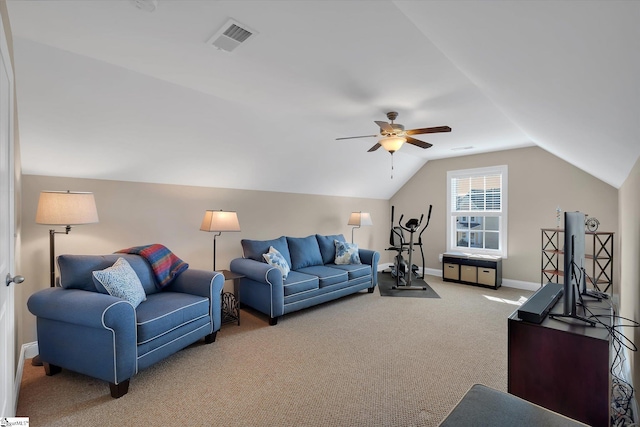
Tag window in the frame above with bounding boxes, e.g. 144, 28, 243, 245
446, 165, 508, 257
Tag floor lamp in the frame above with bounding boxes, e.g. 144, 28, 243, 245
348, 211, 373, 243
36, 191, 99, 287
200, 210, 241, 271
33, 190, 99, 365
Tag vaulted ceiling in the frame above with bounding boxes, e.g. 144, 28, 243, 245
7, 1, 640, 199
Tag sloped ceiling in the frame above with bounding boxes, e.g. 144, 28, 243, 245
6, 0, 640, 199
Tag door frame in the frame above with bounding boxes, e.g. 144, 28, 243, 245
0, 9, 17, 417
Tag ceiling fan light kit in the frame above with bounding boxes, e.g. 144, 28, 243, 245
379, 136, 406, 153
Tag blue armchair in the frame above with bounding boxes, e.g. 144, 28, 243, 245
27, 254, 224, 398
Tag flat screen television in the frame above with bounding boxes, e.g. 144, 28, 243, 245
549, 211, 595, 326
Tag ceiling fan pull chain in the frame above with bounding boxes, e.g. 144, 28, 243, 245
391, 153, 394, 179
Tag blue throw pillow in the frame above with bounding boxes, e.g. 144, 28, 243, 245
241, 236, 292, 266
263, 246, 290, 278
92, 257, 147, 308
287, 235, 323, 270
334, 241, 362, 265
316, 234, 346, 265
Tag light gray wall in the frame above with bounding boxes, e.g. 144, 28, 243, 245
19, 175, 389, 346
619, 156, 640, 397
390, 146, 619, 285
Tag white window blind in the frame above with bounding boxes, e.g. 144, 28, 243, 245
447, 166, 508, 257
451, 174, 502, 212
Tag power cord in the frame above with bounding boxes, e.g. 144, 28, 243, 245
583, 301, 639, 426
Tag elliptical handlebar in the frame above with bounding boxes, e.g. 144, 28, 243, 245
398, 214, 423, 233
418, 205, 433, 243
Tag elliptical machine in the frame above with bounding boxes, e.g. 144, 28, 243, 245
387, 205, 432, 290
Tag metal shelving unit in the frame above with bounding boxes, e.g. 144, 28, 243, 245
540, 228, 614, 294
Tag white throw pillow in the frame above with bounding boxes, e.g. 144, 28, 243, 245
92, 257, 147, 308
334, 241, 362, 265
263, 246, 291, 278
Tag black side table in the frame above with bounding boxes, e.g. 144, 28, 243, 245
220, 269, 244, 326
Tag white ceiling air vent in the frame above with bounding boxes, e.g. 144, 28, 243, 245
207, 19, 257, 52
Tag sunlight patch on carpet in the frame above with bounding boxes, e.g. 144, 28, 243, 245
482, 295, 528, 306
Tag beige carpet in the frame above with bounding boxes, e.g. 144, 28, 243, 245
17, 275, 532, 427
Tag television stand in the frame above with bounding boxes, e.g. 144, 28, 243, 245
548, 312, 596, 327
583, 289, 608, 300
508, 295, 612, 427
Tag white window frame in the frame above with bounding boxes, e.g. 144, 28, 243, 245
446, 165, 508, 258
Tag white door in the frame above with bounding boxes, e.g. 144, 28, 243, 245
0, 14, 17, 417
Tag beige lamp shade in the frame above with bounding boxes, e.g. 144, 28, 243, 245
348, 211, 372, 243
379, 136, 406, 153
36, 191, 99, 225
200, 210, 241, 232
348, 212, 373, 227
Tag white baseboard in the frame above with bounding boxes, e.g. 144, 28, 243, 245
377, 262, 393, 272
15, 342, 38, 414
501, 279, 539, 292
424, 267, 441, 277
380, 264, 539, 292
23, 341, 38, 360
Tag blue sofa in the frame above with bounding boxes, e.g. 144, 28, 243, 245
230, 234, 380, 325
27, 254, 224, 398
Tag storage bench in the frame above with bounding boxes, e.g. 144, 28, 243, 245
442, 252, 502, 289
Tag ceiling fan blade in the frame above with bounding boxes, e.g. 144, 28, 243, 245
406, 126, 452, 136
374, 120, 394, 133
368, 143, 381, 152
336, 134, 378, 140
406, 136, 433, 149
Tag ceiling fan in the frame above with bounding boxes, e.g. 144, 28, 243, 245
336, 111, 451, 154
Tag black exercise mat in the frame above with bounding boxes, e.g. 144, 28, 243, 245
377, 272, 441, 298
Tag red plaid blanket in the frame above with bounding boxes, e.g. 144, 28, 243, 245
116, 244, 188, 288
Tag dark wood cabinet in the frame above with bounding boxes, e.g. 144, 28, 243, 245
508, 297, 612, 427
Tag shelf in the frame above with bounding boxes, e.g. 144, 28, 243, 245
540, 228, 614, 294
543, 249, 611, 260
443, 254, 502, 289
542, 269, 563, 277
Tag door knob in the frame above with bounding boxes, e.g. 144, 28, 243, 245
6, 273, 25, 286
